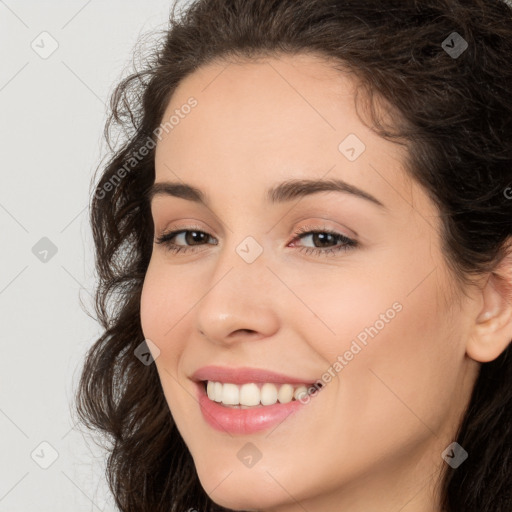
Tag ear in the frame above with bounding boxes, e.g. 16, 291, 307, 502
466, 239, 512, 363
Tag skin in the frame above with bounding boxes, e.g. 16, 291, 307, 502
139, 53, 512, 512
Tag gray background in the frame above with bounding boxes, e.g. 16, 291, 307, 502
0, 1, 186, 510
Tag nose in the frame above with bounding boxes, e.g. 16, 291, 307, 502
195, 246, 280, 346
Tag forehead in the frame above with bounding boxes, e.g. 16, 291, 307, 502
153, 53, 421, 214
158, 53, 370, 153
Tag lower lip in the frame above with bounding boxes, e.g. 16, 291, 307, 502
195, 382, 315, 435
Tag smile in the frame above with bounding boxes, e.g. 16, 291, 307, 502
205, 380, 313, 407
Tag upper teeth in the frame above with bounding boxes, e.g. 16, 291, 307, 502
206, 381, 311, 406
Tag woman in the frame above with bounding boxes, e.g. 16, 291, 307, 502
76, 0, 512, 511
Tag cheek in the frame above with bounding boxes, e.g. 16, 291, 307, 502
140, 264, 192, 411
301, 259, 458, 433
342, 279, 459, 438
140, 265, 162, 342
140, 261, 186, 354
140, 259, 209, 379
283, 234, 441, 367
289, 268, 404, 365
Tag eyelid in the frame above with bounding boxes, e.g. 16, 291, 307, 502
155, 221, 359, 259
158, 215, 355, 237
158, 219, 216, 237
292, 222, 356, 242
158, 213, 359, 238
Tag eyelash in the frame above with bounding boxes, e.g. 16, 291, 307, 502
154, 224, 358, 257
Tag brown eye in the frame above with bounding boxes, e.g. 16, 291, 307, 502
290, 227, 358, 257
155, 227, 217, 254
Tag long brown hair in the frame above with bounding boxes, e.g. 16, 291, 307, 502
75, 1, 512, 510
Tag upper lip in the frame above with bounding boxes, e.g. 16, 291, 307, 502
191, 365, 318, 385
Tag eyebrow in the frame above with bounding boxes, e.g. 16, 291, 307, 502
147, 178, 386, 209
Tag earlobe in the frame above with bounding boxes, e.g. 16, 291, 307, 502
466, 243, 512, 363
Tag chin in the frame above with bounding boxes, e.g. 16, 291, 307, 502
196, 466, 290, 512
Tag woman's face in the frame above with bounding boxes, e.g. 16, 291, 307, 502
140, 53, 481, 512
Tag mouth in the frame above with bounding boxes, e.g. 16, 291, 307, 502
202, 380, 322, 408
191, 367, 324, 435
